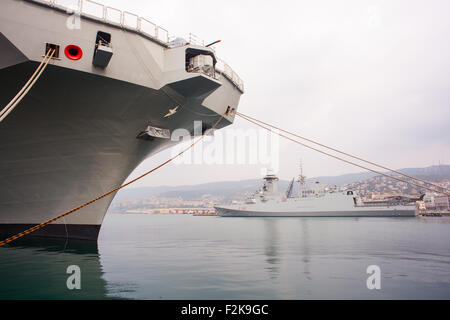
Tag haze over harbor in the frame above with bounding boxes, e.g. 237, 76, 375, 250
106, 0, 450, 187
110, 165, 450, 213
1, 0, 449, 303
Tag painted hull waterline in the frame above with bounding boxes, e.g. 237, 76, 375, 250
215, 207, 416, 217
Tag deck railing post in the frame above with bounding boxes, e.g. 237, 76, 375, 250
28, 0, 243, 90
137, 17, 141, 31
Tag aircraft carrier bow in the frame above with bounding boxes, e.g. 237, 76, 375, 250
0, 0, 243, 240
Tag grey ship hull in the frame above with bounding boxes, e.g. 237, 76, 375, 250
215, 207, 415, 217
215, 192, 416, 217
0, 0, 242, 240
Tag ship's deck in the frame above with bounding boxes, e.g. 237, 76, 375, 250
25, 0, 244, 92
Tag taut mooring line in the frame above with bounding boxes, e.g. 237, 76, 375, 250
0, 113, 225, 246
0, 49, 56, 122
237, 112, 449, 196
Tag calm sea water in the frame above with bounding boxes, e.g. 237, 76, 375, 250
0, 214, 449, 299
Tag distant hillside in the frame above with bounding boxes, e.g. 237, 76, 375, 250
111, 164, 450, 204
308, 165, 450, 185
345, 165, 450, 197
111, 179, 281, 203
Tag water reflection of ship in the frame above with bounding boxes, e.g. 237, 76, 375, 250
0, 239, 111, 299
262, 218, 312, 286
300, 219, 312, 282
263, 219, 280, 278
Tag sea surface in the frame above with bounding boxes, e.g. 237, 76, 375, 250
0, 214, 450, 299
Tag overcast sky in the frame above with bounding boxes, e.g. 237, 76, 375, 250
100, 0, 449, 187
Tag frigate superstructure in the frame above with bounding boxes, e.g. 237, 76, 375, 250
0, 0, 243, 240
215, 169, 416, 217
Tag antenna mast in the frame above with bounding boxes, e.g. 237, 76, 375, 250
297, 160, 306, 197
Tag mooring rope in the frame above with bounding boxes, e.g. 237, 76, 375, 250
0, 49, 56, 123
0, 105, 445, 245
0, 114, 225, 247
237, 111, 450, 194
237, 112, 449, 196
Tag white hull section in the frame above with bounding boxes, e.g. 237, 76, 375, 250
216, 193, 416, 217
215, 207, 415, 217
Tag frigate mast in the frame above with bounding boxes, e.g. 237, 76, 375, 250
297, 161, 307, 198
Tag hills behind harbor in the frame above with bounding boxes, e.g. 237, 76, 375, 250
111, 165, 450, 208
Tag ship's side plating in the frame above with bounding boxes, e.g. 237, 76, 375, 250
215, 195, 416, 217
0, 0, 243, 240
215, 176, 416, 217
216, 208, 415, 217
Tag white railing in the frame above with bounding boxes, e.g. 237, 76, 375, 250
179, 33, 205, 47
33, 0, 170, 43
105, 6, 121, 25
216, 59, 244, 92
29, 0, 244, 92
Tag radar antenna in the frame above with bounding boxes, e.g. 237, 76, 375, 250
286, 178, 295, 198
297, 160, 307, 197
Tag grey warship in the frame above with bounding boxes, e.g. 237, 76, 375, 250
0, 0, 243, 240
215, 169, 416, 217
